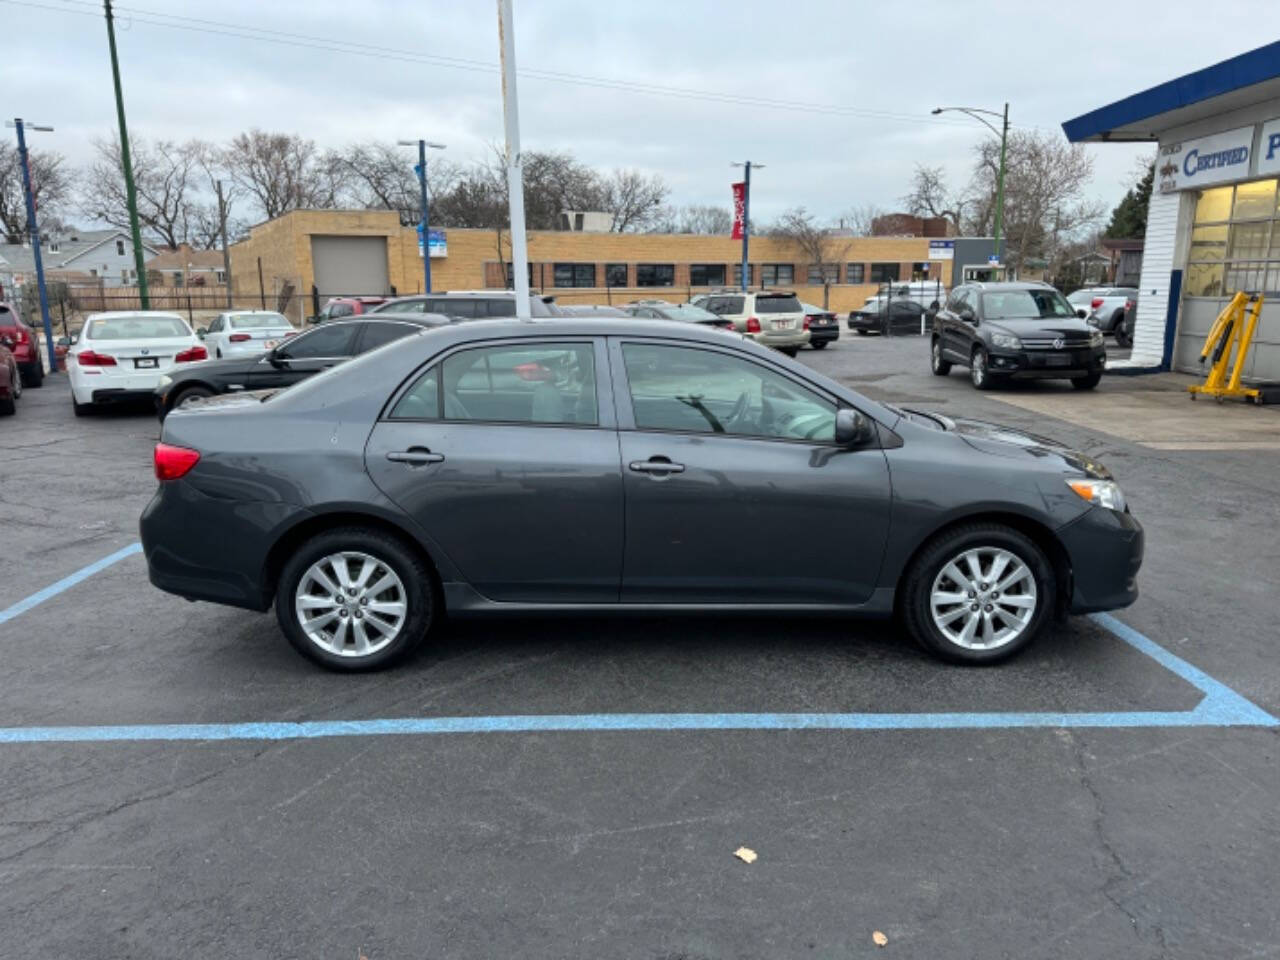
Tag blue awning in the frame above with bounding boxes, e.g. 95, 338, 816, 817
1063, 41, 1280, 143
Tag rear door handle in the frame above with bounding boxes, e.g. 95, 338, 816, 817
629, 458, 685, 475
387, 448, 445, 465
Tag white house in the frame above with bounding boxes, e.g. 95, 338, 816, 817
0, 229, 160, 292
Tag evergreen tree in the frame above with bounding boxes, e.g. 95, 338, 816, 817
1104, 161, 1154, 239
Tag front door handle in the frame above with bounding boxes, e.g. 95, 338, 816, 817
387, 448, 445, 465
629, 458, 685, 475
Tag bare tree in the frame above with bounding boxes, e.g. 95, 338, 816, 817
647, 204, 732, 234
601, 168, 668, 232
770, 206, 853, 308
80, 135, 209, 248
901, 165, 965, 231
222, 130, 344, 220
0, 143, 71, 242
333, 142, 461, 225
838, 203, 886, 237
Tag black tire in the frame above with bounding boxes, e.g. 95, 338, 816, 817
931, 338, 952, 376
275, 525, 436, 672
970, 347, 994, 389
1108, 309, 1124, 333
0, 373, 14, 415
1114, 321, 1131, 348
21, 362, 43, 388
900, 522, 1055, 664
855, 329, 868, 336
810, 340, 829, 350
216, 348, 222, 359
72, 396, 92, 417
1071, 373, 1102, 390
778, 347, 799, 358
171, 384, 215, 412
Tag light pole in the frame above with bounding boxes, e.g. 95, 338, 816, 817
731, 161, 764, 291
497, 0, 531, 319
397, 139, 446, 294
933, 103, 1009, 261
104, 0, 149, 306
6, 119, 57, 374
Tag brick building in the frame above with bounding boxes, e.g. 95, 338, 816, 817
228, 210, 955, 321
869, 213, 954, 237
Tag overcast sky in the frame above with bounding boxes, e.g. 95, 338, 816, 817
2, 0, 1271, 230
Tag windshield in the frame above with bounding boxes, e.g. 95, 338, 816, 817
87, 315, 191, 339
982, 290, 1075, 320
755, 295, 802, 314
660, 305, 719, 321
230, 313, 291, 329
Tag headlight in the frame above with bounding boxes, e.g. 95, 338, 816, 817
1089, 330, 1104, 347
157, 374, 173, 388
1067, 478, 1126, 512
990, 332, 1021, 350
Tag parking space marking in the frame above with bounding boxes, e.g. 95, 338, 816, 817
0, 543, 142, 626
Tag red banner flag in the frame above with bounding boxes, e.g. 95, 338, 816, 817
731, 181, 746, 239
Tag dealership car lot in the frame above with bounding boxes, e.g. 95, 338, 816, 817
2, 338, 1278, 958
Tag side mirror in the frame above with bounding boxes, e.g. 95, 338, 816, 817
1076, 308, 1088, 319
958, 307, 976, 323
835, 409, 875, 447
305, 315, 319, 325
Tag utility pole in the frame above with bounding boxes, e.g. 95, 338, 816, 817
104, 0, 149, 307
215, 179, 232, 308
731, 161, 764, 291
7, 119, 57, 373
398, 139, 446, 294
497, 0, 531, 319
993, 102, 1009, 263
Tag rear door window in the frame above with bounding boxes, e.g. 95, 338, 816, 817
440, 343, 597, 424
486, 299, 518, 318
276, 323, 358, 359
357, 321, 419, 353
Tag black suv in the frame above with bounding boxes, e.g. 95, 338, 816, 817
931, 282, 1106, 390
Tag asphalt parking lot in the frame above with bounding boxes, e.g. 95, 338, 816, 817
2, 333, 1278, 959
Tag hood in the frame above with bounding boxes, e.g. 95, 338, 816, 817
914, 411, 1111, 478
985, 318, 1093, 341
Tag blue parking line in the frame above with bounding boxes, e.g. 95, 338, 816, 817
0, 542, 142, 626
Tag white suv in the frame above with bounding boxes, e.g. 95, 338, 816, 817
690, 289, 810, 356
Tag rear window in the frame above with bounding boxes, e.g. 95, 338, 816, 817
661, 305, 719, 321
755, 295, 802, 314
230, 313, 290, 329
87, 315, 190, 339
1067, 290, 1095, 303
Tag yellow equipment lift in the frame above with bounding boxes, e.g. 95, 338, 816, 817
1188, 291, 1265, 403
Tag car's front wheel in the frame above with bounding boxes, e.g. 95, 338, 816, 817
275, 526, 435, 671
970, 347, 994, 389
901, 523, 1055, 664
1072, 373, 1102, 390
931, 338, 952, 375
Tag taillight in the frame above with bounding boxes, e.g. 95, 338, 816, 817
154, 443, 200, 481
13, 327, 27, 343
175, 345, 208, 362
1090, 297, 1104, 310
746, 317, 761, 333
76, 350, 117, 366
1124, 299, 1135, 310
803, 316, 811, 330
228, 333, 251, 342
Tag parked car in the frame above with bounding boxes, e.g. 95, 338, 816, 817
309, 296, 386, 324
931, 282, 1107, 391
557, 304, 630, 317
200, 310, 297, 358
689, 289, 810, 355
0, 342, 19, 416
69, 311, 208, 416
1114, 295, 1138, 348
142, 317, 1143, 672
0, 301, 44, 387
848, 298, 928, 336
1066, 287, 1136, 335
154, 313, 450, 419
798, 302, 840, 349
370, 291, 564, 318
623, 301, 735, 330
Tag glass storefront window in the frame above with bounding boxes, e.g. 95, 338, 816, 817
1187, 178, 1280, 297
1189, 224, 1228, 260
1227, 221, 1271, 260
1195, 186, 1233, 224
1232, 180, 1276, 220
1185, 262, 1224, 297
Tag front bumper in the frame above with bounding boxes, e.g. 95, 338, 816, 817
988, 345, 1107, 379
1058, 506, 1143, 613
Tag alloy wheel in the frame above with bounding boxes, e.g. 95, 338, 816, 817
971, 350, 987, 387
293, 551, 408, 658
929, 547, 1037, 650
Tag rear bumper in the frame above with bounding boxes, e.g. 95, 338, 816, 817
809, 325, 839, 344
89, 388, 158, 404
1059, 507, 1143, 613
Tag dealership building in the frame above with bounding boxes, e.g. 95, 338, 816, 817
1065, 41, 1280, 380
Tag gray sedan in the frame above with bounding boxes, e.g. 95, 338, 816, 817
141, 319, 1143, 671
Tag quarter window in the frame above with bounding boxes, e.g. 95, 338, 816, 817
440, 343, 597, 425
358, 322, 417, 353
390, 366, 440, 420
636, 264, 675, 287
621, 343, 836, 442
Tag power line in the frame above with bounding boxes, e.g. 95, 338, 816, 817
5, 0, 1023, 128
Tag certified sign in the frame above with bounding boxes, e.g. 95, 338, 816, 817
1158, 125, 1255, 193
928, 240, 955, 260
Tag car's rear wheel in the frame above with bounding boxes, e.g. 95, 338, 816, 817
0, 371, 14, 416
931, 338, 952, 375
970, 347, 993, 389
1114, 322, 1131, 348
810, 340, 828, 350
21, 362, 42, 388
275, 526, 434, 671
71, 395, 92, 417
901, 523, 1054, 664
1072, 373, 1102, 390
778, 347, 799, 357
171, 384, 214, 412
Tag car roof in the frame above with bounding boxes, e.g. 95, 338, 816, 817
85, 310, 187, 320
350, 311, 453, 326
962, 281, 1056, 292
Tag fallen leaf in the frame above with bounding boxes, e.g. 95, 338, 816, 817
872, 931, 888, 947
733, 846, 757, 864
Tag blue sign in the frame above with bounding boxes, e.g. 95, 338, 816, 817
988, 254, 1000, 264
417, 228, 447, 259
927, 239, 955, 260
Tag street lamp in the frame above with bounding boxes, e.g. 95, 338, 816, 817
5, 119, 57, 375
730, 161, 765, 291
398, 139, 446, 294
933, 103, 1009, 261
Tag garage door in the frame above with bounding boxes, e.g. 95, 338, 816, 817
310, 236, 390, 297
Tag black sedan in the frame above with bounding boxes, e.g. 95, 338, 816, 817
931, 282, 1106, 390
798, 302, 840, 348
848, 299, 927, 336
154, 313, 449, 419
623, 301, 735, 330
142, 317, 1142, 672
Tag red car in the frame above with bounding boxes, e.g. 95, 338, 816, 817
0, 302, 44, 388
309, 296, 387, 323
0, 342, 19, 416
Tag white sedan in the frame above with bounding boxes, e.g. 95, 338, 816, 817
69, 311, 208, 416
201, 310, 297, 358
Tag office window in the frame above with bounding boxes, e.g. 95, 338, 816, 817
116, 239, 125, 256
172, 271, 184, 287
807, 264, 839, 285
869, 262, 900, 283
605, 263, 628, 287
760, 264, 794, 286
911, 262, 931, 281
636, 263, 675, 287
846, 263, 865, 283
553, 263, 596, 288
215, 269, 227, 283
49, 241, 60, 253
732, 264, 756, 287
504, 262, 535, 288
689, 263, 726, 287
